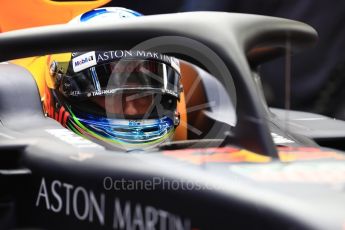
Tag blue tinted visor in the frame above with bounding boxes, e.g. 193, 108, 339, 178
77, 114, 174, 143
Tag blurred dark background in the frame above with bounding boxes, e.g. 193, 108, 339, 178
101, 0, 345, 120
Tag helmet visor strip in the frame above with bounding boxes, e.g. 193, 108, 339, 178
58, 59, 181, 100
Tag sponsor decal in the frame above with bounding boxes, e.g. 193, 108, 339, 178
69, 152, 95, 162
96, 51, 154, 61
164, 89, 179, 98
46, 129, 103, 149
163, 147, 271, 164
230, 162, 345, 185
95, 50, 179, 72
278, 146, 345, 162
129, 120, 142, 126
271, 132, 294, 144
73, 51, 97, 72
163, 146, 345, 164
69, 91, 83, 96
170, 57, 181, 73
89, 88, 177, 98
36, 177, 192, 229
91, 89, 118, 97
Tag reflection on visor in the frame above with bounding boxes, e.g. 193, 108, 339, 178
59, 60, 180, 99
91, 92, 154, 116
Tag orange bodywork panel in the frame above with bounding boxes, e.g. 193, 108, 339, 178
2, 0, 190, 141
0, 0, 110, 32
1, 0, 111, 96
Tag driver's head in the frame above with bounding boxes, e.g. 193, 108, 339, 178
43, 8, 182, 150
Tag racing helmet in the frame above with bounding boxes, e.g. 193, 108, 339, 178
44, 8, 182, 150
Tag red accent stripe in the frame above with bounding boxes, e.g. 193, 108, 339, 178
49, 105, 54, 117
63, 111, 70, 127
58, 106, 65, 123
